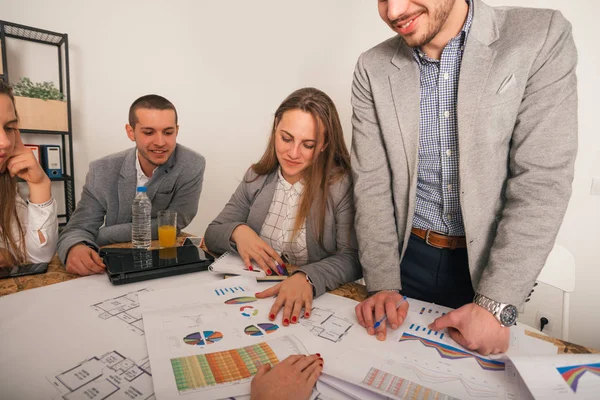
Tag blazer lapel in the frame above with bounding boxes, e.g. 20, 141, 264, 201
458, 0, 499, 157
247, 172, 278, 233
389, 43, 421, 186
117, 148, 138, 223
146, 145, 179, 202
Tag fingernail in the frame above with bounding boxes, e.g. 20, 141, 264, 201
368, 328, 374, 335
391, 324, 398, 329
269, 314, 275, 320
377, 333, 385, 341
248, 265, 253, 271
305, 312, 310, 318
291, 316, 297, 323
283, 318, 289, 325
266, 269, 272, 275
316, 353, 321, 357
255, 292, 260, 296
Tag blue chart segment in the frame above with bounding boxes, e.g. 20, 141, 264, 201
409, 323, 445, 340
214, 286, 246, 296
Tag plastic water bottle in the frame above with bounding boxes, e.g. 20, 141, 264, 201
132, 186, 152, 249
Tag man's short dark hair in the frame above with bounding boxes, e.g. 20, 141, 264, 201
128, 94, 178, 128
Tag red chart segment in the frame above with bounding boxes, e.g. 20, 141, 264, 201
225, 296, 257, 305
244, 323, 279, 337
240, 306, 259, 317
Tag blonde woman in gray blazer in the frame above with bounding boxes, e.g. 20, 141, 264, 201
205, 88, 361, 327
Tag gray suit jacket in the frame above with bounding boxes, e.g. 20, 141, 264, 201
351, 0, 577, 307
57, 144, 206, 263
205, 169, 362, 297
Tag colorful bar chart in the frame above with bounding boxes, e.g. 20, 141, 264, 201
409, 323, 445, 339
557, 362, 600, 393
399, 333, 505, 371
362, 367, 459, 400
170, 342, 279, 393
214, 286, 246, 296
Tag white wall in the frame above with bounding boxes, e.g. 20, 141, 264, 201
3, 0, 599, 349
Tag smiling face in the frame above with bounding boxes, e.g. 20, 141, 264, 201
126, 108, 178, 176
378, 0, 456, 48
274, 109, 324, 185
0, 93, 18, 171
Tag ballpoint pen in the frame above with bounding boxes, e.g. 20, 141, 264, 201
373, 296, 408, 329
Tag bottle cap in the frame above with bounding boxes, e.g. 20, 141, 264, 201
136, 186, 148, 192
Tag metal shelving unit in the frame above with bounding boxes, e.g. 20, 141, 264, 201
0, 20, 75, 226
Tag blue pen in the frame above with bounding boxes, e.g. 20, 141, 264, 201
373, 296, 407, 329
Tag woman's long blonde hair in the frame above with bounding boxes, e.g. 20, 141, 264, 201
250, 87, 351, 248
0, 79, 26, 265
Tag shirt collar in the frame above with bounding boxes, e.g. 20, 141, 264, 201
277, 168, 305, 195
413, 0, 474, 63
136, 151, 158, 182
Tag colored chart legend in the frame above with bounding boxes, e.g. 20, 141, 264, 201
557, 362, 600, 393
362, 367, 459, 399
409, 323, 445, 339
244, 323, 279, 337
399, 333, 505, 371
170, 342, 279, 393
214, 286, 246, 296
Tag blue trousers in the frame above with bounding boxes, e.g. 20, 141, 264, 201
400, 233, 474, 309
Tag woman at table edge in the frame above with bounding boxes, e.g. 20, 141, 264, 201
0, 79, 58, 268
205, 87, 362, 326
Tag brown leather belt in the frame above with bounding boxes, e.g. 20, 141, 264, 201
411, 227, 467, 250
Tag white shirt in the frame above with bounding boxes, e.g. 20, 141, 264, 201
135, 151, 157, 187
0, 194, 58, 264
259, 169, 308, 266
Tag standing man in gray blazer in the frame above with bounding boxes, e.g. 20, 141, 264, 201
57, 95, 206, 275
352, 0, 577, 355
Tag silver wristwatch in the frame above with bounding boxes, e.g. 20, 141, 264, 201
473, 293, 518, 327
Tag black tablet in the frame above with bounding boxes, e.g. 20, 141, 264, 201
99, 246, 214, 285
0, 262, 49, 279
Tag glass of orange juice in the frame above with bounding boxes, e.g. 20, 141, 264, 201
157, 210, 177, 248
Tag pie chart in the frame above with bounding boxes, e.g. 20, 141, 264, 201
183, 330, 223, 346
244, 323, 279, 337
240, 306, 259, 317
225, 296, 257, 305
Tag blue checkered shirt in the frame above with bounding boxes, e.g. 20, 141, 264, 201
411, 0, 474, 236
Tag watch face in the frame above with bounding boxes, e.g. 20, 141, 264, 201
500, 305, 518, 326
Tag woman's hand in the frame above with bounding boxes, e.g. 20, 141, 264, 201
231, 224, 284, 275
256, 272, 314, 326
250, 354, 323, 400
6, 130, 51, 204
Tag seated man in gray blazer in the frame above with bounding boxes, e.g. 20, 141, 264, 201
57, 94, 206, 276
352, 0, 577, 354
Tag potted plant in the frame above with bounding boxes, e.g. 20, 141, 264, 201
13, 77, 68, 132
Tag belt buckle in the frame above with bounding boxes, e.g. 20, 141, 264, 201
425, 229, 446, 249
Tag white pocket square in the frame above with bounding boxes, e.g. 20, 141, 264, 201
497, 74, 516, 94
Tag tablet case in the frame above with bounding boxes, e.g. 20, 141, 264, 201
99, 246, 214, 285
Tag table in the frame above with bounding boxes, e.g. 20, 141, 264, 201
1, 240, 596, 355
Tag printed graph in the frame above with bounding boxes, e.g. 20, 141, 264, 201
409, 323, 445, 339
240, 306, 259, 317
170, 342, 279, 393
224, 296, 257, 305
399, 333, 505, 371
244, 323, 279, 336
214, 286, 246, 296
183, 331, 224, 346
363, 367, 459, 400
557, 362, 600, 393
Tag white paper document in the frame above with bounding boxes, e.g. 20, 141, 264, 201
140, 276, 310, 399
510, 354, 600, 399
